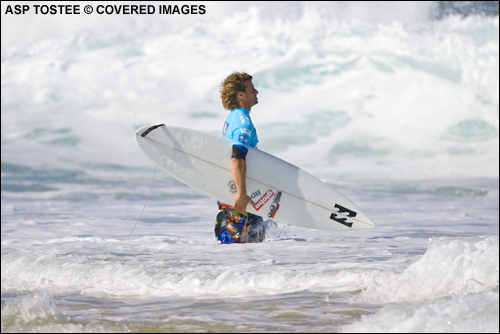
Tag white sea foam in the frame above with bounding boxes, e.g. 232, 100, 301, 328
353, 236, 499, 303
341, 291, 499, 333
1, 291, 127, 333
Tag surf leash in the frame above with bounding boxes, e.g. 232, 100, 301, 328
128, 164, 157, 240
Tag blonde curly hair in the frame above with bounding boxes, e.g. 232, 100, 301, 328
219, 72, 253, 110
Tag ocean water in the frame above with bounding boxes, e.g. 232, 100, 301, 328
1, 1, 499, 333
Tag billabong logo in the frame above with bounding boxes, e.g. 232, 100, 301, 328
253, 189, 275, 211
329, 204, 357, 228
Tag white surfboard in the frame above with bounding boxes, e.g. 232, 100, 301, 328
134, 124, 375, 231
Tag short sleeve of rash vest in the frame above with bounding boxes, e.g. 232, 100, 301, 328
223, 108, 258, 160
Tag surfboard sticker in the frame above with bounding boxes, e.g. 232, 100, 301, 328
253, 189, 275, 211
329, 204, 358, 228
329, 213, 353, 228
268, 191, 282, 218
227, 180, 237, 193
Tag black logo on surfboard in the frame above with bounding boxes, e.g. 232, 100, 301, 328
227, 180, 237, 193
330, 204, 357, 228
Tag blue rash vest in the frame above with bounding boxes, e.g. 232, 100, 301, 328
222, 107, 259, 156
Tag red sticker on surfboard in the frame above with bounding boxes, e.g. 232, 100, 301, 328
253, 189, 275, 210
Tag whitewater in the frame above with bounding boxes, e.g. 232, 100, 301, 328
1, 1, 499, 333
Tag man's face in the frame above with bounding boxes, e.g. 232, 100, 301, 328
238, 80, 259, 110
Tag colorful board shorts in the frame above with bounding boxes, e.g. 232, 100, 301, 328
214, 202, 266, 244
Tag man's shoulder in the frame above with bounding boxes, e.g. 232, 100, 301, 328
229, 108, 251, 128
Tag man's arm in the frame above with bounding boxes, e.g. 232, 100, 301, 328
231, 157, 253, 212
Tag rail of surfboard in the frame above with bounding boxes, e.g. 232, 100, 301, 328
136, 132, 376, 228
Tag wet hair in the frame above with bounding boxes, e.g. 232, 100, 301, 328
219, 72, 253, 110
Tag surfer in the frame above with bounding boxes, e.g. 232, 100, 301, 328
214, 72, 266, 243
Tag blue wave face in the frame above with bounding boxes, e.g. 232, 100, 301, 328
432, 1, 499, 19
1, 1, 498, 179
